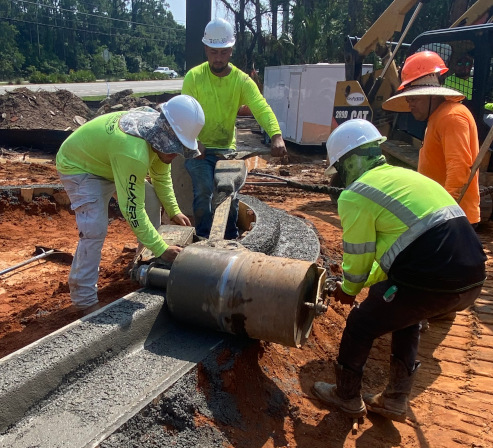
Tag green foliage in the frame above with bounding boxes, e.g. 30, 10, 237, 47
91, 50, 107, 80
0, 0, 185, 81
29, 69, 96, 83
107, 54, 128, 78
75, 54, 93, 72
125, 71, 171, 81
38, 59, 68, 76
0, 22, 25, 81
68, 70, 97, 82
125, 72, 150, 81
0, 0, 474, 83
47, 73, 66, 83
125, 55, 144, 73
29, 71, 50, 83
150, 72, 172, 80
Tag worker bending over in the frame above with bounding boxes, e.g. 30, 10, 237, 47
56, 95, 205, 311
181, 18, 287, 239
383, 50, 481, 226
312, 119, 486, 421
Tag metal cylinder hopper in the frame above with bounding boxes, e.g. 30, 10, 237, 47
165, 243, 327, 347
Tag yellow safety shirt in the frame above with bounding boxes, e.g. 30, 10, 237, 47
56, 112, 181, 257
182, 62, 281, 150
338, 164, 476, 296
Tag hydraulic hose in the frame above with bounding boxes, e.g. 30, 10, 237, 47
247, 172, 344, 198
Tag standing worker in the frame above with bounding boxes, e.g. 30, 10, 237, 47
383, 50, 481, 226
312, 119, 486, 421
181, 18, 287, 239
56, 95, 205, 311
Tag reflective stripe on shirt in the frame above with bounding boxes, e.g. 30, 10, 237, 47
346, 180, 464, 273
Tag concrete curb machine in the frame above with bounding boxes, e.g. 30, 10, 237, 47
131, 159, 329, 348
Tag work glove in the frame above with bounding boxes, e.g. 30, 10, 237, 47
333, 281, 356, 306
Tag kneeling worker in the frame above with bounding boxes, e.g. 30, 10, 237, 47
312, 119, 486, 421
56, 95, 205, 311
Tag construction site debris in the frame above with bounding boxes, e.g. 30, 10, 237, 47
0, 88, 158, 133
97, 89, 154, 115
0, 87, 94, 130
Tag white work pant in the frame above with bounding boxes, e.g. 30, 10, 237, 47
59, 173, 161, 308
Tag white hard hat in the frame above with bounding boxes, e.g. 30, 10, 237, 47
326, 119, 386, 170
161, 95, 205, 151
202, 18, 236, 48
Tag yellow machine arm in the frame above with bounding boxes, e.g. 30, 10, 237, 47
353, 0, 423, 57
451, 0, 493, 27
354, 0, 493, 59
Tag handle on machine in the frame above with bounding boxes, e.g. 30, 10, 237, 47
304, 275, 341, 315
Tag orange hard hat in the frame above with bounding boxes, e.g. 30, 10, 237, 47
398, 50, 449, 91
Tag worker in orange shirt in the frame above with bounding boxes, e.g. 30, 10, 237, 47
383, 51, 480, 226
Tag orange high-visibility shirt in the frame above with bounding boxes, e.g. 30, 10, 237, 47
418, 101, 480, 224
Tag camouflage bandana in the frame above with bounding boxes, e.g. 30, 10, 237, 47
119, 109, 198, 158
337, 144, 386, 186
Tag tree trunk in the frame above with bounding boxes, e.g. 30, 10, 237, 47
255, 0, 263, 54
347, 0, 362, 37
282, 0, 289, 34
271, 0, 278, 39
236, 0, 246, 65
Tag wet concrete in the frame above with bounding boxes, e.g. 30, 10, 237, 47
97, 196, 321, 447
0, 193, 321, 447
0, 292, 225, 447
100, 339, 249, 448
239, 194, 320, 261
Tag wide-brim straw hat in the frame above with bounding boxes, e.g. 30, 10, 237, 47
383, 74, 465, 112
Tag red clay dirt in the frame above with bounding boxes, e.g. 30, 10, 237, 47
1, 136, 493, 447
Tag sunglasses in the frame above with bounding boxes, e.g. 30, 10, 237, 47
457, 61, 472, 67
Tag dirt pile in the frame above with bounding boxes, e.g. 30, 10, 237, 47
0, 88, 158, 132
97, 89, 154, 115
0, 87, 94, 130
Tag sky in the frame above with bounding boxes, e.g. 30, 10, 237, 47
167, 1, 227, 26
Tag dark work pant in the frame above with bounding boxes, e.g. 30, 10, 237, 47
337, 279, 482, 375
184, 152, 239, 239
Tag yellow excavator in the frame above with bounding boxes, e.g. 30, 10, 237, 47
332, 0, 493, 219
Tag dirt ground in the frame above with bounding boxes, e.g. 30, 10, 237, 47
1, 92, 493, 447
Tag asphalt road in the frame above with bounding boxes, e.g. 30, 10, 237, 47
0, 79, 183, 97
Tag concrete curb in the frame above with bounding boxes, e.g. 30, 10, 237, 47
0, 193, 321, 447
0, 291, 225, 447
0, 291, 165, 433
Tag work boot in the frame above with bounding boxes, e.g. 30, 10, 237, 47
363, 355, 420, 422
312, 362, 367, 418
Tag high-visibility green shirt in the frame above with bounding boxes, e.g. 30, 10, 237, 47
56, 112, 182, 257
338, 164, 465, 296
182, 62, 281, 150
444, 74, 473, 100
